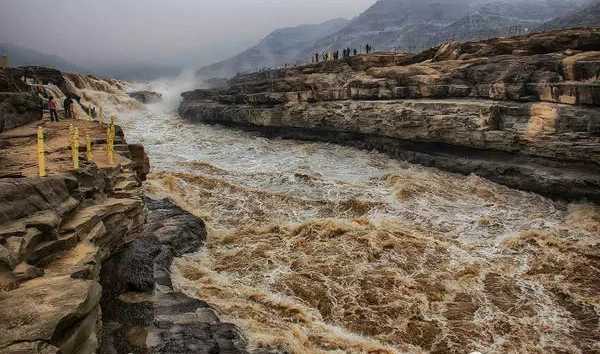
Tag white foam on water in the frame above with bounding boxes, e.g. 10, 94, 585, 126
90, 77, 600, 354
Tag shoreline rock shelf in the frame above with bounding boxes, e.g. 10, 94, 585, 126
179, 27, 600, 201
0, 125, 147, 353
0, 67, 250, 353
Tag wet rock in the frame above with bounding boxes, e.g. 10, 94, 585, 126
0, 244, 16, 270
13, 262, 45, 282
0, 176, 75, 225
0, 271, 18, 291
100, 198, 249, 354
0, 275, 102, 353
1, 341, 60, 354
128, 144, 150, 181
0, 92, 42, 132
129, 90, 163, 104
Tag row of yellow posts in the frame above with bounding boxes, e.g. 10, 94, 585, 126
36, 113, 117, 177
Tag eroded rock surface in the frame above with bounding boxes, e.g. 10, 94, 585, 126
0, 115, 148, 353
100, 198, 248, 354
129, 91, 163, 104
180, 27, 600, 200
1, 65, 251, 354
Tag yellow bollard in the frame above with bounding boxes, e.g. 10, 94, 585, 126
110, 124, 116, 164
107, 125, 114, 165
107, 141, 114, 165
86, 134, 93, 161
69, 124, 74, 145
106, 126, 111, 153
72, 127, 79, 170
99, 107, 104, 124
37, 126, 46, 177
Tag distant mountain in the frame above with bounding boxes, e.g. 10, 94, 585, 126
194, 0, 596, 80
305, 0, 476, 54
196, 18, 350, 78
539, 0, 600, 30
303, 0, 589, 55
0, 43, 88, 73
0, 43, 181, 81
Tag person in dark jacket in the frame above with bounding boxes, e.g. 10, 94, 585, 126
63, 96, 73, 119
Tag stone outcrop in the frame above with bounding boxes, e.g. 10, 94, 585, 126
0, 122, 250, 353
0, 165, 146, 353
179, 27, 600, 200
128, 91, 163, 104
100, 198, 248, 354
0, 68, 43, 132
0, 92, 41, 133
6, 66, 78, 98
0, 65, 252, 353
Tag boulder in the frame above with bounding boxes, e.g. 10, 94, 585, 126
100, 198, 248, 354
128, 90, 162, 104
0, 276, 102, 354
128, 144, 150, 181
0, 92, 42, 132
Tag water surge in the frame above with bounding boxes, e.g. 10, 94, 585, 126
99, 79, 600, 354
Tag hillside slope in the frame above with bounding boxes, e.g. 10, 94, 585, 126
196, 18, 349, 79
539, 0, 600, 30
303, 0, 588, 54
0, 43, 87, 73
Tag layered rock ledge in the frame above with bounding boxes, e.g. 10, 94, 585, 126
100, 198, 248, 354
0, 120, 147, 353
0, 68, 249, 353
180, 27, 600, 200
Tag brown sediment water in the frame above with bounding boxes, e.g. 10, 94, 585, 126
95, 79, 599, 353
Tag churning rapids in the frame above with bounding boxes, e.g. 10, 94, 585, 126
96, 79, 599, 354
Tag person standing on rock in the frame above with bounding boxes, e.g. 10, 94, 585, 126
63, 96, 73, 119
47, 97, 59, 122
353, 48, 358, 56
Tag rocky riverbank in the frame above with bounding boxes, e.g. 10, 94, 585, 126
179, 27, 600, 201
0, 68, 250, 353
0, 119, 148, 353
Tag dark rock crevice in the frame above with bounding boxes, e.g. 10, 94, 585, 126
99, 198, 249, 354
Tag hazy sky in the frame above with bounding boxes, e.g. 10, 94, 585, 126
0, 0, 376, 68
